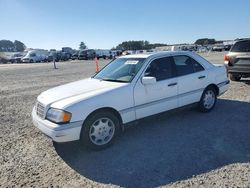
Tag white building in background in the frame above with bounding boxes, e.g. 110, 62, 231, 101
155, 44, 197, 52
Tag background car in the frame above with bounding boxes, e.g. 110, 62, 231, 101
212, 45, 224, 52
224, 44, 232, 51
71, 51, 79, 60
60, 52, 70, 61
224, 38, 250, 81
21, 50, 48, 63
78, 49, 96, 60
9, 53, 25, 63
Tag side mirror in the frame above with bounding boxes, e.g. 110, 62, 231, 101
141, 76, 156, 85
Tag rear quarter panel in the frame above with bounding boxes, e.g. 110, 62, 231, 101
207, 64, 229, 95
211, 64, 228, 84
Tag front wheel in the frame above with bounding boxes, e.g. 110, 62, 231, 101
80, 111, 120, 150
198, 87, 217, 112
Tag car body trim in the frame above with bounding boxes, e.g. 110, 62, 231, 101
217, 80, 230, 88
120, 88, 204, 114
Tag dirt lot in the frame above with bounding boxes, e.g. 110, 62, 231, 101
0, 52, 249, 187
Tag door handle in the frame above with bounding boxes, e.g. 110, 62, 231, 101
198, 76, 206, 79
168, 82, 177, 87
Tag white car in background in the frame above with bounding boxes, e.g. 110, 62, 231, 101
32, 51, 229, 150
22, 50, 48, 63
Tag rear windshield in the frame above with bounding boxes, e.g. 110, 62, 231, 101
231, 41, 250, 52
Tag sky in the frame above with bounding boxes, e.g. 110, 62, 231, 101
0, 0, 250, 50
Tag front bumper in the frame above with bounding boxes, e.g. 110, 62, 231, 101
32, 107, 83, 142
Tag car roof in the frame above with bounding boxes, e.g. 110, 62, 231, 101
119, 51, 194, 59
235, 38, 250, 42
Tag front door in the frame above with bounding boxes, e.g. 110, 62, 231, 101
133, 56, 178, 119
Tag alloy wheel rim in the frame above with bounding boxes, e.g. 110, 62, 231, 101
203, 90, 215, 109
89, 117, 115, 146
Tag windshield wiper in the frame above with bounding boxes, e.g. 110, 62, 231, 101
102, 78, 128, 83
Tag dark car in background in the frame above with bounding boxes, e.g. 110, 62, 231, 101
61, 52, 70, 61
49, 51, 61, 62
48, 51, 69, 62
46, 52, 54, 62
224, 39, 250, 81
78, 49, 95, 60
71, 51, 79, 60
224, 44, 232, 51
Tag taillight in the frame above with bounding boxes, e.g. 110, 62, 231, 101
224, 54, 230, 61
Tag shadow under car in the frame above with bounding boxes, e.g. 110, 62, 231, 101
54, 98, 250, 187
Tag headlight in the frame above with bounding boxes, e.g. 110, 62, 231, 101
46, 108, 71, 124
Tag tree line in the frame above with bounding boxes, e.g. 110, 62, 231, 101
194, 38, 218, 45
0, 40, 26, 52
113, 40, 167, 51
80, 38, 224, 51
0, 38, 222, 53
113, 38, 223, 51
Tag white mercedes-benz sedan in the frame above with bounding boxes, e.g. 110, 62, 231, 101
32, 51, 229, 149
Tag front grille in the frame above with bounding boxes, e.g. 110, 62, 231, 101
36, 101, 45, 118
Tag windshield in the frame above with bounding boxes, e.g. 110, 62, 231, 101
94, 58, 145, 82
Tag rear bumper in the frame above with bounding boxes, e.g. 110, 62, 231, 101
228, 66, 250, 77
228, 70, 250, 77
217, 80, 230, 96
32, 107, 83, 142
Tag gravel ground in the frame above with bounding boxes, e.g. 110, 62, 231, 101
0, 52, 249, 188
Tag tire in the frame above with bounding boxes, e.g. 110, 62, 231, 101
29, 59, 34, 63
198, 87, 217, 112
80, 110, 121, 150
229, 74, 241, 81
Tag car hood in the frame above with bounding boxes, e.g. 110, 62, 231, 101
37, 78, 127, 106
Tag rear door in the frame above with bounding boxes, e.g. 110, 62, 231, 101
172, 55, 208, 107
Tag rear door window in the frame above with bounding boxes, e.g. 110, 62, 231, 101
173, 55, 204, 76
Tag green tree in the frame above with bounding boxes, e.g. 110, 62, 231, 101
115, 40, 167, 51
79, 42, 87, 50
14, 40, 26, 52
195, 38, 216, 45
0, 40, 15, 52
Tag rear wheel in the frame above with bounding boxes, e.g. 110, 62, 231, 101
198, 87, 217, 112
229, 74, 241, 81
80, 111, 120, 150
